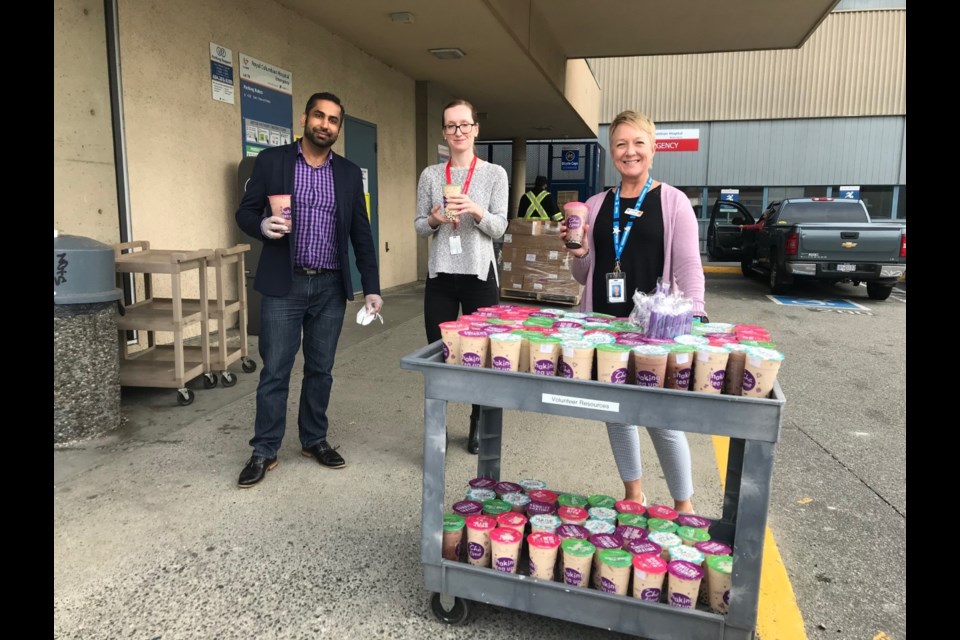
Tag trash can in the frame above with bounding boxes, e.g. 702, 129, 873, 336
54, 233, 123, 444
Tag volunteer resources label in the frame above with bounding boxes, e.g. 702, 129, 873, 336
542, 394, 619, 413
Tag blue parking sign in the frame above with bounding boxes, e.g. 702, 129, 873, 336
561, 149, 580, 171
839, 185, 860, 200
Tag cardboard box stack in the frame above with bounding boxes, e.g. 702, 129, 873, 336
499, 219, 582, 305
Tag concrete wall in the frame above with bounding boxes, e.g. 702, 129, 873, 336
54, 0, 120, 244
55, 0, 419, 297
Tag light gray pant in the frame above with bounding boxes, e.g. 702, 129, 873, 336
605, 423, 694, 501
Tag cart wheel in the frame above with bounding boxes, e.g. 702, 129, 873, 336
176, 389, 195, 406
241, 358, 258, 373
430, 592, 469, 625
221, 371, 237, 387
202, 373, 219, 389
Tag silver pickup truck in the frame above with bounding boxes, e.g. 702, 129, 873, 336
706, 197, 906, 300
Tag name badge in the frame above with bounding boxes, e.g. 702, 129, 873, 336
624, 208, 643, 218
606, 273, 626, 303
449, 235, 463, 255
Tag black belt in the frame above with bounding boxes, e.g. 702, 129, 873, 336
294, 267, 340, 275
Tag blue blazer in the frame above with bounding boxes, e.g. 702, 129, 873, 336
236, 142, 380, 300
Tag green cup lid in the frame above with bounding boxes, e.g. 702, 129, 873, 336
617, 513, 647, 527
511, 329, 540, 338
706, 553, 734, 574
482, 499, 512, 515
647, 517, 679, 533
723, 343, 752, 353
489, 332, 522, 342
588, 494, 617, 509
677, 526, 711, 543
668, 344, 697, 353
595, 342, 633, 352
557, 493, 589, 508
528, 334, 563, 344
560, 537, 597, 557
632, 345, 669, 356
597, 548, 633, 568
443, 513, 466, 532
523, 317, 555, 327
745, 346, 785, 361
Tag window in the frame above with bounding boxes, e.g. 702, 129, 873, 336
831, 185, 894, 219
676, 187, 705, 217
707, 187, 763, 215
895, 186, 906, 219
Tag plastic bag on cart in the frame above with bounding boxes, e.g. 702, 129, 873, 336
629, 277, 694, 339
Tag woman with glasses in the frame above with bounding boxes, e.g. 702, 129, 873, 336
415, 99, 509, 454
559, 110, 707, 513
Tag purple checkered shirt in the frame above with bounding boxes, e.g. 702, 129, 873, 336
293, 142, 339, 270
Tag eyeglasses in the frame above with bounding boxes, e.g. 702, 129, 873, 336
443, 123, 477, 135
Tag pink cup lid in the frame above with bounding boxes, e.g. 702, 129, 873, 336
439, 321, 468, 331
458, 329, 488, 338
452, 500, 483, 516
615, 500, 646, 516
488, 527, 523, 545
557, 506, 589, 521
555, 524, 590, 540
646, 505, 679, 521
527, 532, 561, 549
482, 325, 513, 335
468, 477, 497, 489
589, 533, 625, 550
678, 514, 713, 529
473, 311, 499, 318
668, 559, 705, 580
529, 311, 560, 318
696, 541, 733, 556
526, 501, 557, 516
477, 306, 501, 313
627, 540, 662, 557
464, 514, 497, 531
528, 489, 559, 504
633, 553, 669, 574
458, 314, 482, 323
495, 481, 523, 495
497, 512, 528, 528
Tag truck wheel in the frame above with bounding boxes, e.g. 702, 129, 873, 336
769, 261, 789, 295
741, 258, 754, 278
866, 282, 894, 300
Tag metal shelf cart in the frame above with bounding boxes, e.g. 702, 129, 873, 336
400, 341, 785, 640
114, 241, 214, 406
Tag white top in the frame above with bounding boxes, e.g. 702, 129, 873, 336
415, 160, 509, 282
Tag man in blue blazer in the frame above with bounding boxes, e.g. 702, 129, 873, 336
235, 91, 383, 487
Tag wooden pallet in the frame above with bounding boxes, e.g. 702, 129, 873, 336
499, 288, 581, 307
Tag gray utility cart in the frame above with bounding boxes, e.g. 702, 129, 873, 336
400, 342, 785, 640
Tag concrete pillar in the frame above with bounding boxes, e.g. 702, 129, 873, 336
510, 138, 527, 220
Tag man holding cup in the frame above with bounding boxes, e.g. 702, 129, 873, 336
235, 91, 383, 487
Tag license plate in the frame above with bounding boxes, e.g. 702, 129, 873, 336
837, 263, 856, 272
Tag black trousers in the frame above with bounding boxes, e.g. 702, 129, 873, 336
424, 263, 499, 420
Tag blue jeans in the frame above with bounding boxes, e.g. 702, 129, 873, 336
250, 272, 346, 458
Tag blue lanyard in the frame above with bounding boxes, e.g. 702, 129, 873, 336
612, 176, 653, 272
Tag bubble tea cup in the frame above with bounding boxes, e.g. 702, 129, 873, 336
442, 513, 466, 561
563, 202, 589, 249
527, 531, 562, 581
489, 333, 523, 371
268, 194, 292, 232
488, 527, 524, 574
438, 321, 468, 364
464, 514, 497, 567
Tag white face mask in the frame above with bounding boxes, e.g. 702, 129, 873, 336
356, 307, 383, 326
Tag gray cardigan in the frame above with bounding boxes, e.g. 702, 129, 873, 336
415, 161, 509, 282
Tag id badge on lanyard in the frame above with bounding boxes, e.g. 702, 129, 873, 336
606, 176, 653, 304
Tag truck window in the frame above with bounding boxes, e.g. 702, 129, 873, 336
778, 201, 869, 224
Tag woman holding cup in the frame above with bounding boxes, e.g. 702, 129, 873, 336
414, 99, 509, 454
559, 110, 706, 514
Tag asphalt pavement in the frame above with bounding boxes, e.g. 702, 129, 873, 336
53, 269, 906, 640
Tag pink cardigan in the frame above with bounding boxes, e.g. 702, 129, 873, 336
568, 183, 706, 316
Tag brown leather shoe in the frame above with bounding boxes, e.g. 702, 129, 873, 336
238, 455, 278, 487
301, 441, 346, 469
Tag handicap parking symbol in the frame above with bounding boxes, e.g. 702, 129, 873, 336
766, 295, 870, 310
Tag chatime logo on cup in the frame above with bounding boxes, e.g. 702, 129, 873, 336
742, 370, 756, 391
612, 368, 628, 384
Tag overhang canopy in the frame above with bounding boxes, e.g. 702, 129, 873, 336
279, 0, 839, 139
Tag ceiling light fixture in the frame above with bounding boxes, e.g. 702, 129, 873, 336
389, 12, 415, 24
429, 48, 466, 60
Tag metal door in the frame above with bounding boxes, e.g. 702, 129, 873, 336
344, 117, 379, 295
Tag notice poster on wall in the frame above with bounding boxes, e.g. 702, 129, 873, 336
210, 43, 234, 104
656, 129, 700, 152
239, 53, 293, 157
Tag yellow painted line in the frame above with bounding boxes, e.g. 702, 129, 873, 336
712, 435, 808, 640
704, 266, 742, 274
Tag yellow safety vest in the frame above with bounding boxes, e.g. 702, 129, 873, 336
523, 191, 562, 221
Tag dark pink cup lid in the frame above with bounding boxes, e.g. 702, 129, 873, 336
589, 533, 625, 550
526, 501, 557, 516
695, 540, 733, 556
468, 477, 497, 489
668, 560, 704, 580
615, 525, 647, 543
495, 481, 523, 495
555, 524, 590, 540
677, 514, 713, 529
452, 500, 483, 516
626, 540, 662, 557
